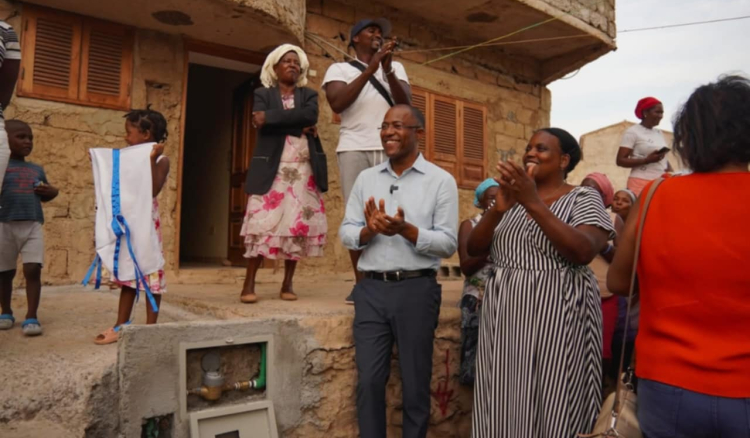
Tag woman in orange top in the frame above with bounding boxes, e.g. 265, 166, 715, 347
608, 75, 750, 437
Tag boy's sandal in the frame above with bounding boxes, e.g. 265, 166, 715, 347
0, 314, 15, 330
93, 321, 131, 345
21, 318, 43, 336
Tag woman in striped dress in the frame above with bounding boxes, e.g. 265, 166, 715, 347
468, 128, 615, 437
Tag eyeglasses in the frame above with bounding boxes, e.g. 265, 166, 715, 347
378, 123, 421, 131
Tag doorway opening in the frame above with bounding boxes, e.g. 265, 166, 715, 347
179, 53, 260, 268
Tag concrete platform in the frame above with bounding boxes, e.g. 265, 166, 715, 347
0, 273, 467, 438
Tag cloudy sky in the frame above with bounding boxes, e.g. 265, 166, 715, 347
549, 0, 750, 140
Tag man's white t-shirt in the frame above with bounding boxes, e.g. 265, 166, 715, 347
620, 124, 669, 180
322, 59, 409, 152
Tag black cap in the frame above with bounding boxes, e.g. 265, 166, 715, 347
349, 18, 392, 47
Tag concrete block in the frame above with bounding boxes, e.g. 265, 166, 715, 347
118, 318, 307, 438
515, 108, 536, 125
306, 13, 344, 39
541, 87, 552, 112
322, 0, 355, 24
590, 11, 608, 32
306, 0, 323, 14
500, 120, 525, 139
46, 249, 68, 279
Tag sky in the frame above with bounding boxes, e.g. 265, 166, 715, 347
548, 0, 750, 140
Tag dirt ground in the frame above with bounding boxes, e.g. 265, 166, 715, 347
0, 273, 463, 437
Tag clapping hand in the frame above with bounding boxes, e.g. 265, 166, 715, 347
496, 160, 539, 207
364, 197, 405, 236
368, 41, 396, 74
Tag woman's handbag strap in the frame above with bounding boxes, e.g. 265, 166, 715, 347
613, 177, 665, 412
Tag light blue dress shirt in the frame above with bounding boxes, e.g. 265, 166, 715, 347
339, 154, 459, 272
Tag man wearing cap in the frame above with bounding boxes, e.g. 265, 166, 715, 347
323, 18, 411, 304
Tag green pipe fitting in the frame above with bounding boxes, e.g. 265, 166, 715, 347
252, 342, 267, 390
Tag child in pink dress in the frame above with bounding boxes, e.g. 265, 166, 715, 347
94, 108, 170, 345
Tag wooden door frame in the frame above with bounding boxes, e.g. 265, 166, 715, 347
174, 39, 267, 270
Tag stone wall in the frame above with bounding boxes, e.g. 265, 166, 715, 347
118, 309, 471, 437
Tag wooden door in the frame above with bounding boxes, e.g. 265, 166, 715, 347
227, 76, 260, 266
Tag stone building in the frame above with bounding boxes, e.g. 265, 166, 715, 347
1, 0, 616, 285
568, 120, 682, 189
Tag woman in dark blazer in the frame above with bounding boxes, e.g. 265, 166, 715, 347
239, 44, 328, 304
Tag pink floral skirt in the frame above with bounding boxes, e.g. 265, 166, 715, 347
240, 136, 327, 260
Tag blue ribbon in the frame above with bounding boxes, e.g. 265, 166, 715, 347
82, 148, 159, 313
81, 254, 102, 289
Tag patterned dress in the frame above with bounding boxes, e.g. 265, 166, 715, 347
472, 187, 615, 438
240, 94, 327, 260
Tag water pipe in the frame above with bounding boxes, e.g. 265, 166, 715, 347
187, 343, 267, 401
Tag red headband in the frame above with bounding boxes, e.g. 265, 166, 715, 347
635, 97, 661, 119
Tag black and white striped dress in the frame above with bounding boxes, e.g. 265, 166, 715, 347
472, 186, 615, 438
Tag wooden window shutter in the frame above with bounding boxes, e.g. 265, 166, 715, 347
18, 7, 82, 101
460, 102, 487, 187
79, 20, 133, 108
411, 88, 428, 156
431, 95, 458, 176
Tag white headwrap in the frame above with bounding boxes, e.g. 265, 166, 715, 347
260, 44, 309, 88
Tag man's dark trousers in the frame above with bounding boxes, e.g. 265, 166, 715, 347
353, 275, 442, 438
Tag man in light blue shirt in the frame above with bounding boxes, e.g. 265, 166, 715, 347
339, 104, 458, 438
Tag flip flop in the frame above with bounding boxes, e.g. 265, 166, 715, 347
280, 291, 298, 301
21, 318, 42, 336
0, 314, 15, 330
94, 321, 131, 345
240, 292, 258, 304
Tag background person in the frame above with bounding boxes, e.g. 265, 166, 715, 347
0, 120, 58, 336
608, 75, 750, 437
580, 172, 623, 394
239, 44, 327, 304
456, 178, 498, 385
468, 128, 614, 437
611, 188, 636, 221
616, 97, 673, 195
323, 18, 411, 304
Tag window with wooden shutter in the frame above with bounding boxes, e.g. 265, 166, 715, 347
18, 5, 134, 110
411, 88, 428, 154
412, 86, 487, 189
460, 103, 487, 187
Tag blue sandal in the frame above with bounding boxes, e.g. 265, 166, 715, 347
22, 318, 42, 336
0, 314, 14, 330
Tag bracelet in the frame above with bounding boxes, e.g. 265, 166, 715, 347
385, 69, 395, 76
600, 243, 613, 255
484, 199, 497, 213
